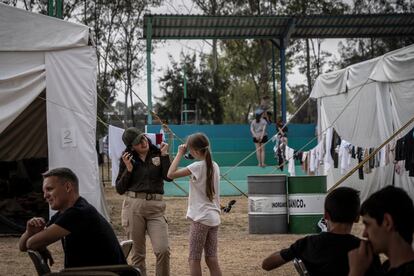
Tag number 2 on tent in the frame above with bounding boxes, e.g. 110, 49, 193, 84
61, 128, 77, 148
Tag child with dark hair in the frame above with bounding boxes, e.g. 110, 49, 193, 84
167, 133, 222, 276
262, 187, 381, 276
348, 186, 414, 276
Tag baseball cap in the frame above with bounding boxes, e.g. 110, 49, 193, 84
122, 127, 145, 146
255, 108, 264, 115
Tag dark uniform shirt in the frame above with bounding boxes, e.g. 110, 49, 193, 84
115, 148, 171, 195
280, 232, 382, 276
48, 197, 126, 268
382, 260, 414, 276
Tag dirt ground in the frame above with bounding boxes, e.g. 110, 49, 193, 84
0, 185, 366, 276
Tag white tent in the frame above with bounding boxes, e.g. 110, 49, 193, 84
0, 3, 109, 219
310, 44, 414, 201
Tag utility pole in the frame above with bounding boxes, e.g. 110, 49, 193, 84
48, 0, 63, 19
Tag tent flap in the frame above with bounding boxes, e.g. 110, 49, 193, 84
0, 62, 45, 133
0, 91, 47, 161
314, 44, 414, 200
370, 44, 414, 82
46, 47, 109, 219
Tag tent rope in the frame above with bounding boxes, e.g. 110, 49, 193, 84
267, 79, 374, 174
94, 48, 252, 197
40, 46, 380, 200
221, 96, 311, 177
96, 92, 127, 128
94, 47, 384, 199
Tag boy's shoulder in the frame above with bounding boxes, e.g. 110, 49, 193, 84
384, 259, 414, 276
304, 232, 361, 246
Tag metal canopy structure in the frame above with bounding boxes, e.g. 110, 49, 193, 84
143, 13, 414, 124
144, 13, 414, 39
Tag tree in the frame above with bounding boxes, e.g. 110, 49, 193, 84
111, 100, 147, 129
2, 0, 164, 137
334, 0, 414, 69
192, 0, 229, 124
219, 40, 276, 119
288, 84, 317, 123
155, 54, 224, 124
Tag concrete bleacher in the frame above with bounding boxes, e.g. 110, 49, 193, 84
146, 124, 316, 196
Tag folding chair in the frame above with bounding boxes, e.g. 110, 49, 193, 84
120, 240, 133, 258
293, 258, 310, 276
28, 249, 141, 276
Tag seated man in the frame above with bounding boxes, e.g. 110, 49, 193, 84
19, 167, 126, 268
262, 187, 381, 276
348, 186, 414, 276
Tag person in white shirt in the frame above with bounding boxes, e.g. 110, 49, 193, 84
250, 110, 268, 167
167, 132, 222, 276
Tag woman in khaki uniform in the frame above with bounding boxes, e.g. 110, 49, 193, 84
116, 127, 172, 276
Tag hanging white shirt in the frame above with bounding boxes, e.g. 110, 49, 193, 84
186, 160, 221, 227
309, 148, 317, 173
108, 125, 125, 186
339, 140, 352, 175
285, 145, 296, 176
324, 128, 334, 174
380, 146, 387, 167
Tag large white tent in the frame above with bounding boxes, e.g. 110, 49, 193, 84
0, 3, 108, 218
310, 44, 414, 201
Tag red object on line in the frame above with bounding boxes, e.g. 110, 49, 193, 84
156, 133, 163, 145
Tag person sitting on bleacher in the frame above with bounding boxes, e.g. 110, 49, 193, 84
261, 187, 382, 276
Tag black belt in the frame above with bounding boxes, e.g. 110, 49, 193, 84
126, 191, 163, 201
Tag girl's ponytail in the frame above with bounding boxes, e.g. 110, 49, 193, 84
205, 148, 215, 202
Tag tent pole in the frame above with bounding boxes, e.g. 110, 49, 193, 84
47, 0, 54, 16
271, 43, 277, 123
328, 114, 414, 193
279, 38, 287, 124
146, 16, 153, 125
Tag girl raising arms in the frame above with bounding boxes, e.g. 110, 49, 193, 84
167, 133, 222, 276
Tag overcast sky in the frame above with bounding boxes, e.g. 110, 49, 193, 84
126, 2, 345, 106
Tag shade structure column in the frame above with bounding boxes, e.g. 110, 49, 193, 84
146, 16, 153, 124
280, 38, 287, 124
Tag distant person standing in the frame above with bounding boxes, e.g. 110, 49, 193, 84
250, 110, 268, 167
167, 133, 222, 276
274, 118, 288, 170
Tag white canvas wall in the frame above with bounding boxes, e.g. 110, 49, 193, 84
0, 4, 108, 219
311, 44, 414, 201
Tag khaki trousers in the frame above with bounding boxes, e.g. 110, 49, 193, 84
122, 196, 170, 276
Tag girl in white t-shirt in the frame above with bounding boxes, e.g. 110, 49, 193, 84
167, 133, 222, 276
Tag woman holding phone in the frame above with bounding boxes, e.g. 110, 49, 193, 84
116, 127, 172, 276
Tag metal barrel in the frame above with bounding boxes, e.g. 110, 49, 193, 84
288, 176, 326, 234
248, 175, 288, 234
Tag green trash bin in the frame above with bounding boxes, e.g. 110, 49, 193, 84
288, 176, 326, 234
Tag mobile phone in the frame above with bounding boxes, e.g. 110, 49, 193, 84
125, 147, 136, 165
